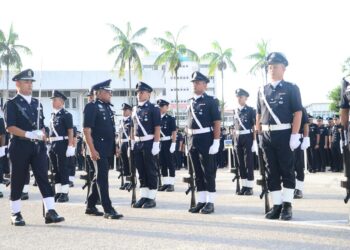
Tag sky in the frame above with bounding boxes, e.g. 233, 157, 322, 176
1, 0, 350, 108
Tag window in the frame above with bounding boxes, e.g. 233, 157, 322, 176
65, 99, 70, 109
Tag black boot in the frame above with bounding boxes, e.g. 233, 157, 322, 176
54, 193, 62, 202
85, 206, 104, 216
21, 192, 29, 200
188, 202, 206, 213
158, 185, 169, 192
166, 185, 175, 192
132, 197, 148, 208
243, 188, 253, 196
280, 202, 293, 221
0, 192, 3, 198
237, 187, 247, 195
265, 205, 282, 220
69, 181, 74, 188
33, 181, 37, 186
200, 203, 215, 214
11, 212, 25, 226
294, 189, 303, 199
119, 183, 127, 190
142, 199, 156, 208
104, 207, 123, 219
45, 209, 65, 224
57, 193, 69, 203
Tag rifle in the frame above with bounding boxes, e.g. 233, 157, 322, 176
155, 154, 162, 190
256, 135, 271, 213
230, 144, 240, 194
82, 142, 92, 203
125, 139, 136, 206
116, 154, 125, 189
182, 134, 196, 209
341, 129, 350, 203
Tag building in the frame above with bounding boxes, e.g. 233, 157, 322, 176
305, 102, 334, 119
0, 57, 219, 130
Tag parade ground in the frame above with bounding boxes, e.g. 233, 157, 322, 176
0, 168, 349, 250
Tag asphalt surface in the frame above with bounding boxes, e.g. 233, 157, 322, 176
0, 168, 350, 250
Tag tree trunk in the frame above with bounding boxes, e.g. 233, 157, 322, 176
128, 59, 132, 105
175, 70, 179, 126
4, 64, 10, 101
221, 69, 225, 127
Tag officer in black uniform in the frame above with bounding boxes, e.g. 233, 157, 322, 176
4, 69, 64, 226
117, 103, 132, 190
315, 116, 327, 172
76, 131, 84, 170
233, 88, 257, 196
68, 126, 78, 187
187, 71, 221, 214
157, 99, 177, 192
293, 108, 310, 199
329, 115, 342, 172
49, 90, 75, 202
0, 111, 6, 198
83, 79, 123, 219
325, 117, 334, 169
131, 82, 161, 209
256, 53, 303, 221
307, 115, 318, 173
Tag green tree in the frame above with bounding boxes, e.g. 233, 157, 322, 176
154, 26, 199, 125
0, 24, 32, 100
201, 41, 236, 127
328, 85, 341, 113
342, 57, 350, 75
247, 39, 269, 82
108, 22, 149, 105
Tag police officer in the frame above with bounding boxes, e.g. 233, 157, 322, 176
157, 99, 177, 192
233, 88, 257, 195
83, 80, 123, 219
187, 71, 221, 214
307, 115, 318, 173
68, 126, 78, 187
4, 69, 64, 226
329, 115, 342, 172
49, 90, 75, 202
326, 117, 334, 169
131, 82, 161, 209
256, 53, 303, 220
117, 103, 132, 190
315, 116, 328, 172
293, 108, 310, 199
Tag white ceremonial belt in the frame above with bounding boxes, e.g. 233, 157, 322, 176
188, 127, 211, 135
160, 136, 171, 141
50, 136, 68, 142
121, 139, 128, 143
235, 129, 252, 135
261, 124, 291, 131
135, 134, 154, 142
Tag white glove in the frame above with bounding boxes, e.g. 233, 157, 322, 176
66, 146, 76, 157
289, 133, 301, 151
209, 139, 220, 155
169, 142, 176, 153
300, 137, 310, 150
152, 141, 160, 155
0, 146, 6, 158
251, 140, 258, 153
25, 130, 44, 141
340, 140, 344, 154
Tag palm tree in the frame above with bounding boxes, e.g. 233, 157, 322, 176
201, 41, 236, 127
154, 26, 199, 126
0, 24, 32, 100
342, 57, 350, 76
108, 22, 149, 105
247, 39, 270, 83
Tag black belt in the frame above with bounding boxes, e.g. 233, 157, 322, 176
12, 135, 41, 143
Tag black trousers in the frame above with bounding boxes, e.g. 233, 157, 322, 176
134, 140, 158, 190
316, 147, 327, 170
0, 156, 4, 183
50, 141, 69, 185
236, 133, 254, 181
160, 140, 175, 177
175, 150, 182, 169
331, 142, 342, 171
76, 153, 84, 170
190, 133, 217, 192
120, 142, 130, 176
9, 139, 53, 201
87, 157, 112, 212
261, 129, 295, 191
294, 146, 305, 182
307, 146, 318, 171
68, 156, 76, 177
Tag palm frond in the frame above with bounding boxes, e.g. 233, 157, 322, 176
201, 52, 219, 62
132, 42, 149, 55
226, 58, 237, 72
154, 50, 172, 66
185, 48, 199, 62
131, 27, 147, 40
175, 25, 187, 42
212, 41, 222, 54
107, 23, 127, 41
153, 37, 174, 50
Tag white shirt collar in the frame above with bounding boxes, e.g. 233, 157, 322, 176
161, 113, 166, 118
238, 105, 245, 111
271, 80, 282, 88
194, 94, 203, 100
19, 93, 32, 104
53, 108, 62, 114
138, 101, 146, 106
123, 116, 130, 121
